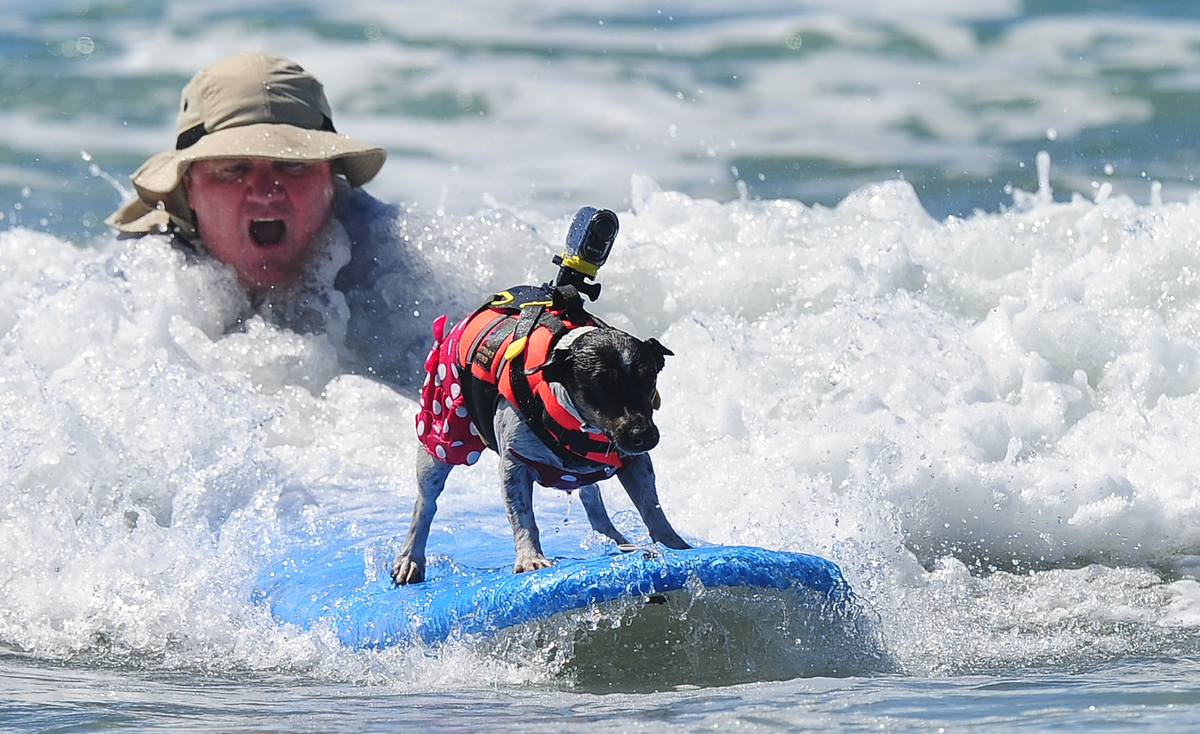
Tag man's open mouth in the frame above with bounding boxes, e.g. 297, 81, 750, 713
249, 219, 286, 247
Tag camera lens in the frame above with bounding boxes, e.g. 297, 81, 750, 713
587, 211, 617, 243
580, 210, 618, 265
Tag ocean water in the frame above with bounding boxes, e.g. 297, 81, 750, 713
5, 0, 1200, 731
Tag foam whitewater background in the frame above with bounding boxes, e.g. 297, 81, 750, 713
6, 0, 1200, 711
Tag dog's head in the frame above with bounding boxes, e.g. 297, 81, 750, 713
539, 327, 674, 455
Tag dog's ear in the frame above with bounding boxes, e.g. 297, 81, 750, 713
645, 338, 674, 358
645, 338, 674, 370
535, 348, 574, 383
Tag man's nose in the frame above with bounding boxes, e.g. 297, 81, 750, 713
245, 163, 284, 201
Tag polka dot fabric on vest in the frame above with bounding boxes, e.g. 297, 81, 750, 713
415, 314, 486, 465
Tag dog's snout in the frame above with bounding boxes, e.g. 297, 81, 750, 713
627, 432, 658, 452
618, 420, 659, 454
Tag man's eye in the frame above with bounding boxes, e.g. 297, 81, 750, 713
278, 161, 312, 176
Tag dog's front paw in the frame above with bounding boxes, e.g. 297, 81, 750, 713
660, 534, 692, 550
512, 553, 554, 574
391, 552, 426, 586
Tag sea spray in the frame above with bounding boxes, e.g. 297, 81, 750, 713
5, 167, 1200, 679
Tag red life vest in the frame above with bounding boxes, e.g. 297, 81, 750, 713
456, 285, 625, 473
414, 285, 626, 490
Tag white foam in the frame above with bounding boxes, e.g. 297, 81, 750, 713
7, 0, 1200, 679
8, 163, 1200, 674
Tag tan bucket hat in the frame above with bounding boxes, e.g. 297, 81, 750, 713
107, 51, 386, 234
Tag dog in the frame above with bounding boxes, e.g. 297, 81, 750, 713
392, 284, 690, 584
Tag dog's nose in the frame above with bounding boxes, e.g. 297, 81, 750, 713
624, 427, 659, 453
633, 436, 655, 452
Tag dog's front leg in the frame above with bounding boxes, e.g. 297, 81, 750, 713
618, 454, 691, 550
392, 450, 453, 585
578, 484, 631, 546
499, 454, 554, 573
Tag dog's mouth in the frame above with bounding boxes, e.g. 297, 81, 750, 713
617, 434, 658, 455
248, 219, 287, 247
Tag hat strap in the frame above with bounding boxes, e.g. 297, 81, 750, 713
174, 115, 338, 151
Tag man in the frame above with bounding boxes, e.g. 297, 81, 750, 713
107, 51, 385, 291
107, 52, 460, 391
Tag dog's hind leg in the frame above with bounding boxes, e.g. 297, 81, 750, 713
392, 450, 453, 585
578, 484, 631, 546
617, 454, 691, 550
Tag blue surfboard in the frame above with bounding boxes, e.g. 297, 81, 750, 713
253, 541, 852, 651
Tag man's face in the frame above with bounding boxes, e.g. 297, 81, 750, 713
183, 158, 335, 292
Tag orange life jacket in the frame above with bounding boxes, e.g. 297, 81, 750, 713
455, 285, 625, 474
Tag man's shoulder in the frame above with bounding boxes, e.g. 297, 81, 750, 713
333, 183, 399, 229
333, 185, 435, 279
105, 197, 196, 239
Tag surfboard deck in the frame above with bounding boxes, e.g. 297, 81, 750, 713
253, 541, 851, 650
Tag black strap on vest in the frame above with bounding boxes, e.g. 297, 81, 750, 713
505, 302, 617, 465
504, 302, 576, 463
457, 313, 510, 450
459, 284, 619, 467
456, 288, 550, 451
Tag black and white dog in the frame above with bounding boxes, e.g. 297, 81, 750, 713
392, 285, 690, 584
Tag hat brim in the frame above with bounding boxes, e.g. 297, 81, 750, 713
130, 123, 386, 221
